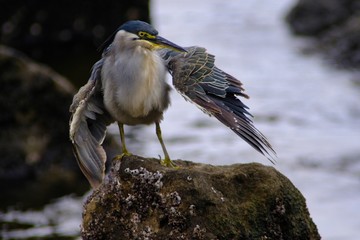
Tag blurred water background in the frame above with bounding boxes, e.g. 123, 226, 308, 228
1, 0, 360, 239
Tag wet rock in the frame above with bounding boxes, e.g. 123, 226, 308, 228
82, 155, 321, 240
286, 0, 355, 36
0, 46, 117, 209
286, 0, 360, 69
318, 16, 360, 68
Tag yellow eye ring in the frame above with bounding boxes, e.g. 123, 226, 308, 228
138, 31, 156, 39
138, 31, 148, 38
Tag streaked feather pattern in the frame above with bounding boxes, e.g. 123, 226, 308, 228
161, 47, 276, 162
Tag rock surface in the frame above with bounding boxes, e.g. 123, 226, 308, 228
82, 155, 320, 240
286, 0, 360, 69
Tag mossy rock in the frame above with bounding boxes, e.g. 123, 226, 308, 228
82, 155, 320, 240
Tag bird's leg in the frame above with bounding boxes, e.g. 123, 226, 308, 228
115, 122, 131, 159
156, 122, 177, 168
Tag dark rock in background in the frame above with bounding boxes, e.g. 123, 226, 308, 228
0, 0, 150, 86
286, 0, 360, 69
0, 0, 149, 210
286, 0, 356, 36
0, 46, 118, 210
318, 16, 360, 69
82, 155, 321, 240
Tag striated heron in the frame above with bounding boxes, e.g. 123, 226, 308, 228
69, 20, 276, 188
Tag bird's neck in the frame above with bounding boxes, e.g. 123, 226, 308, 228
102, 45, 169, 119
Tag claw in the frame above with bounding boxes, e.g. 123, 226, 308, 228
160, 157, 179, 169
114, 151, 132, 161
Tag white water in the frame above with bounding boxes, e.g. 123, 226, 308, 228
147, 0, 360, 239
1, 0, 359, 239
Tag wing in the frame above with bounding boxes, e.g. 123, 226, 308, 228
161, 47, 276, 162
69, 59, 114, 188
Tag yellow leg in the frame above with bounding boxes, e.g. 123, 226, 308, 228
117, 123, 131, 158
156, 122, 176, 167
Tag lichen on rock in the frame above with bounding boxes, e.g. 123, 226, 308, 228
82, 155, 320, 240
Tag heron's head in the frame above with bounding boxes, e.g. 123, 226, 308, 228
107, 20, 186, 52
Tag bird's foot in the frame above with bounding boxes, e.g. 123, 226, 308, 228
114, 151, 132, 161
160, 157, 179, 169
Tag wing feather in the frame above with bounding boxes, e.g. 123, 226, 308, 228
164, 47, 276, 162
69, 59, 114, 188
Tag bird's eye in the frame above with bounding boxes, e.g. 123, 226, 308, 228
138, 31, 146, 38
138, 31, 155, 39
